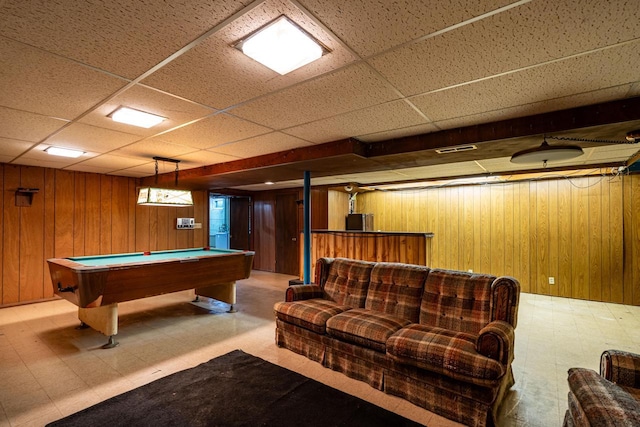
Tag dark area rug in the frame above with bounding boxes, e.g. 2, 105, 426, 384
47, 349, 424, 427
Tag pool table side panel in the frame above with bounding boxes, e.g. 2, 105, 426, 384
99, 253, 254, 306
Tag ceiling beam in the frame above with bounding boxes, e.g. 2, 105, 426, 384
144, 96, 640, 189
366, 96, 640, 157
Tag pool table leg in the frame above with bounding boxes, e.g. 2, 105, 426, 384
102, 336, 119, 349
78, 304, 119, 349
196, 282, 237, 313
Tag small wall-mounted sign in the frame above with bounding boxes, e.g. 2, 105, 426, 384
176, 218, 195, 229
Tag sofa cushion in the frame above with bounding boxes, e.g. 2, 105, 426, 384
420, 269, 494, 334
365, 262, 429, 323
323, 258, 375, 308
567, 367, 640, 427
274, 299, 350, 334
326, 308, 411, 353
387, 324, 505, 382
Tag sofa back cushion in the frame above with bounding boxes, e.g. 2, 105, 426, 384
420, 269, 495, 334
365, 263, 429, 323
323, 258, 375, 308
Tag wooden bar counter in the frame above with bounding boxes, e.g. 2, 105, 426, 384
299, 230, 434, 280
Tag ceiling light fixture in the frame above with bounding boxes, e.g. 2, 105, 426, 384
237, 15, 326, 75
45, 146, 84, 158
137, 157, 193, 207
109, 107, 165, 128
510, 138, 583, 167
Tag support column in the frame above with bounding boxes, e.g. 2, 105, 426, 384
303, 171, 311, 284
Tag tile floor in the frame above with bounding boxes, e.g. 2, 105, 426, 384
1, 270, 639, 427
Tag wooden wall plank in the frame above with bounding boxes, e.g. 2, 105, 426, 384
54, 170, 74, 258
632, 175, 640, 305
99, 176, 112, 254
609, 177, 624, 303
588, 176, 602, 301
19, 167, 45, 302
479, 186, 491, 274
536, 181, 549, 295
3, 165, 21, 304
73, 172, 86, 256
491, 185, 505, 277
557, 179, 572, 298
461, 186, 474, 270
518, 182, 530, 293
43, 168, 55, 298
128, 180, 137, 252
84, 174, 102, 255
0, 165, 4, 302
504, 184, 515, 277
548, 180, 559, 297
111, 176, 129, 254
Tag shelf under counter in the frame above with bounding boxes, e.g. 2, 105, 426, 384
299, 229, 434, 280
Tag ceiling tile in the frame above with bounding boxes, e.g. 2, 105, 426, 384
0, 38, 127, 120
298, 0, 515, 58
0, 107, 69, 142
142, 0, 358, 109
0, 0, 254, 79
410, 41, 640, 122
432, 86, 634, 131
175, 150, 242, 169
12, 156, 79, 169
64, 164, 116, 174
79, 84, 216, 136
369, 0, 639, 96
160, 113, 271, 149
231, 63, 401, 129
113, 139, 199, 160
73, 154, 150, 170
284, 100, 429, 144
211, 132, 313, 158
0, 138, 34, 159
391, 162, 487, 180
40, 123, 142, 154
356, 123, 439, 143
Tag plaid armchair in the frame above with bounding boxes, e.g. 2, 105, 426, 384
564, 350, 640, 426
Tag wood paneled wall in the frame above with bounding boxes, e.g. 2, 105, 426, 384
357, 174, 640, 306
328, 190, 349, 230
0, 164, 208, 306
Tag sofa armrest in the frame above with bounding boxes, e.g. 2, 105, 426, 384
567, 367, 640, 426
476, 320, 515, 365
490, 276, 520, 328
285, 285, 324, 302
601, 350, 640, 388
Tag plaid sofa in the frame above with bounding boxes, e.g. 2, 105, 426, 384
564, 350, 640, 426
274, 257, 520, 427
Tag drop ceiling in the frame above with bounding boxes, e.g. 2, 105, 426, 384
0, 0, 639, 191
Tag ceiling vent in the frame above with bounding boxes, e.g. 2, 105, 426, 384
435, 145, 477, 154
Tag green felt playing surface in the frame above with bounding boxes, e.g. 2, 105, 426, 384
67, 248, 241, 266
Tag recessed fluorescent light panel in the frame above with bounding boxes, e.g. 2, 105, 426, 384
109, 107, 165, 128
45, 146, 84, 158
238, 16, 326, 75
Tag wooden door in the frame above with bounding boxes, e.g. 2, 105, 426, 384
229, 197, 250, 250
275, 193, 299, 275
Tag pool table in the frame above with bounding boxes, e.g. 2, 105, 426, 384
47, 247, 255, 348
